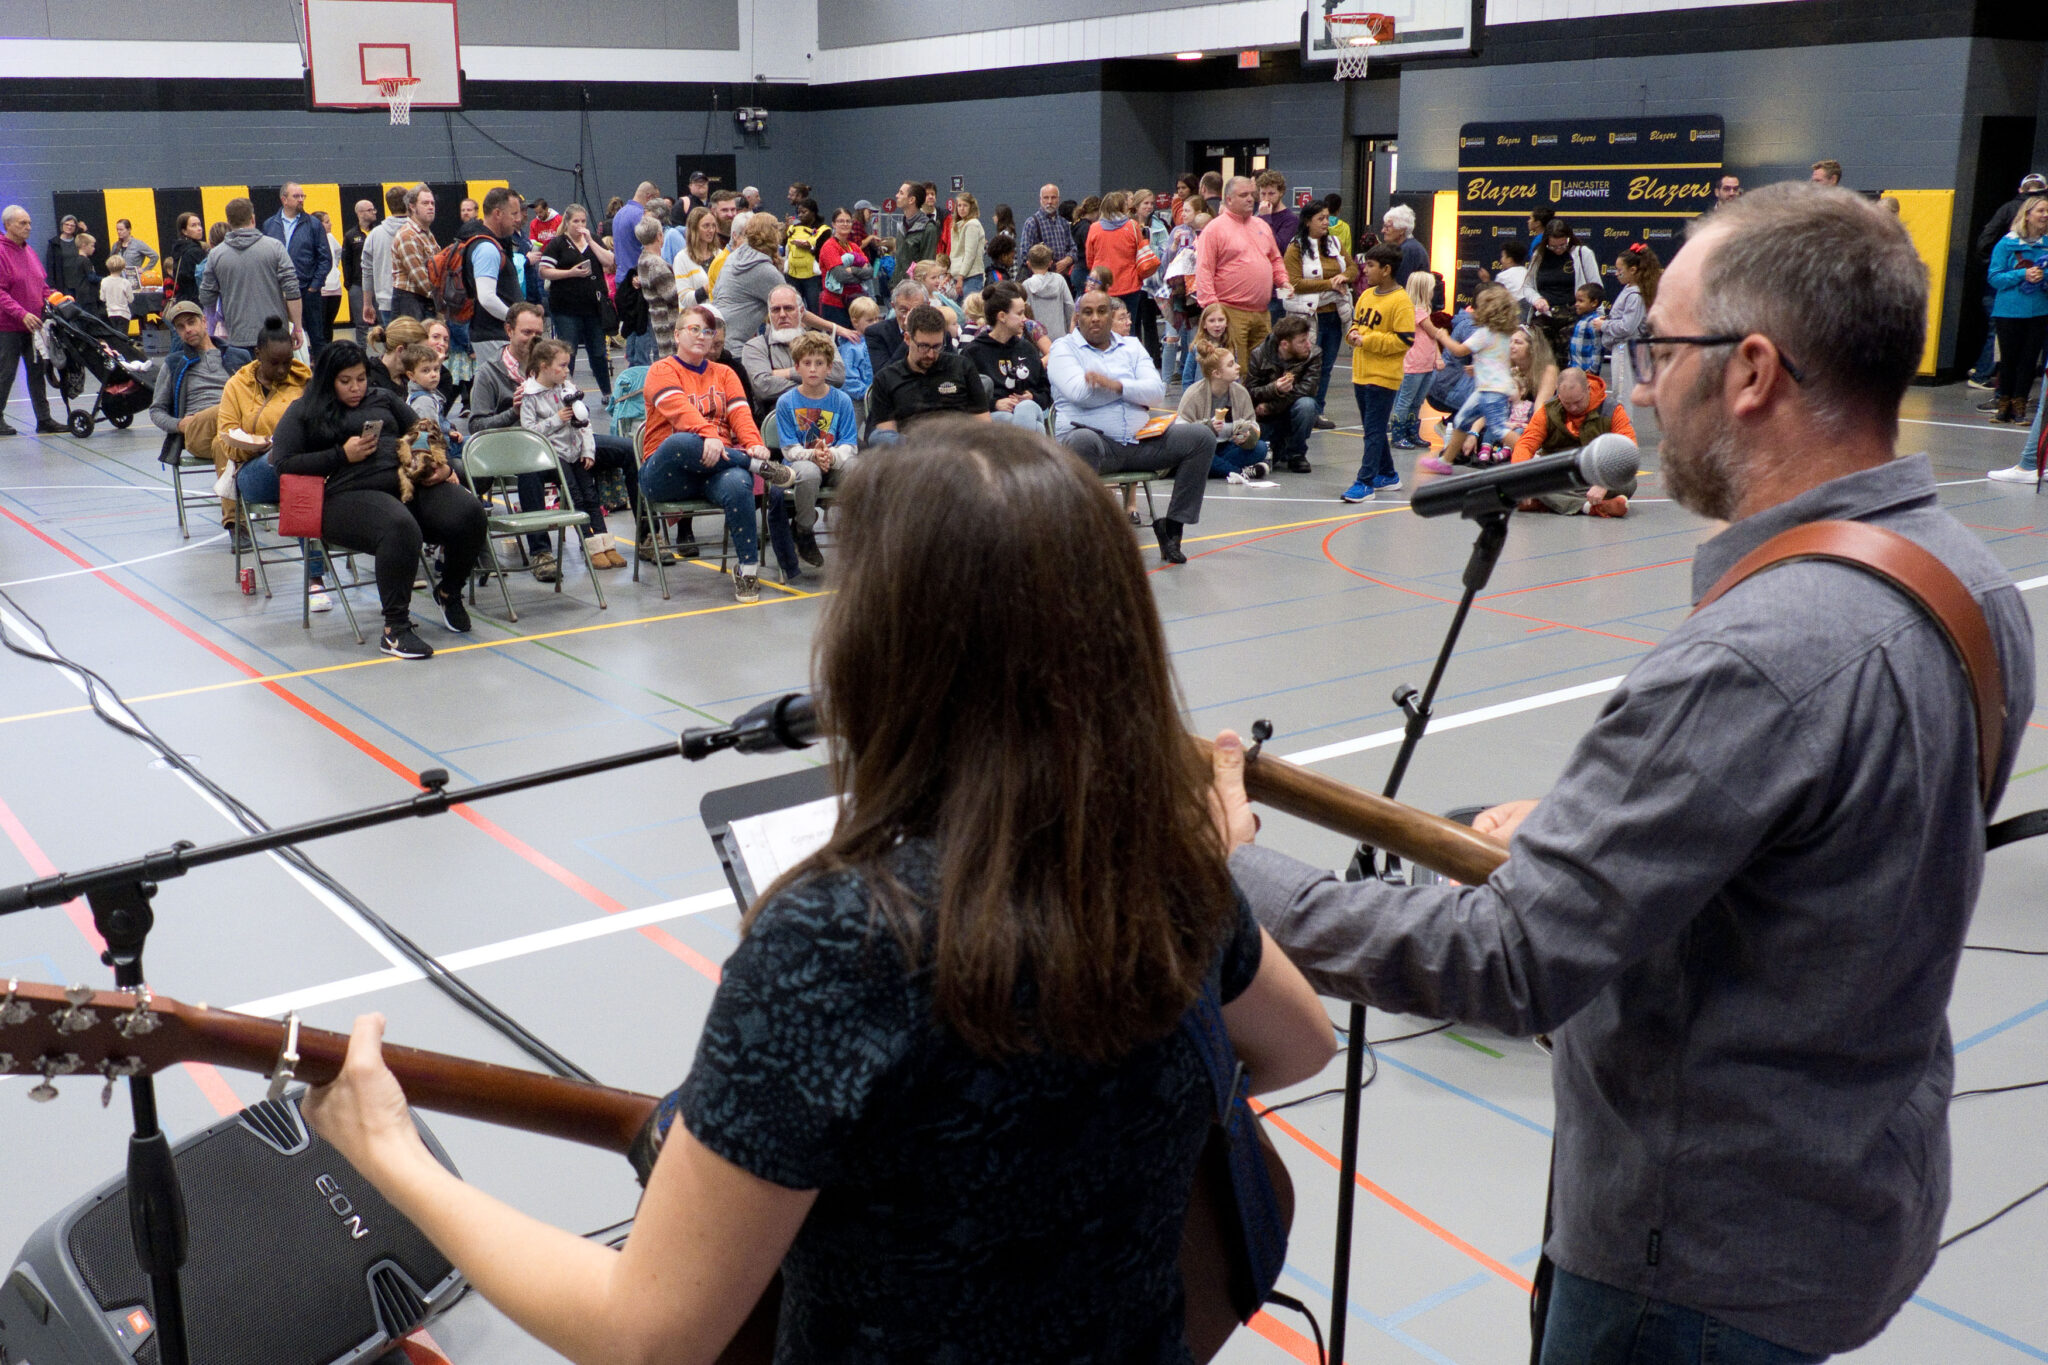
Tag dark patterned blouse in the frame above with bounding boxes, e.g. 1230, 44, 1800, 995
638, 839, 1262, 1363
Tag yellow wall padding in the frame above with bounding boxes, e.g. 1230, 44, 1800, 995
299, 184, 346, 322
100, 188, 159, 286
1430, 189, 1459, 285
1884, 189, 1954, 376
466, 180, 510, 210
199, 186, 249, 233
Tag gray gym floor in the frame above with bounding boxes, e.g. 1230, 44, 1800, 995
2, 371, 2045, 1364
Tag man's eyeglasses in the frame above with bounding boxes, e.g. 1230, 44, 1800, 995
1625, 335, 1807, 386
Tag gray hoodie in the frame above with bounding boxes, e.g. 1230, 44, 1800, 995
709, 244, 782, 347
1023, 270, 1073, 340
198, 227, 300, 348
149, 342, 242, 435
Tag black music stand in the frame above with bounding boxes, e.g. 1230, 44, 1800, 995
700, 766, 837, 908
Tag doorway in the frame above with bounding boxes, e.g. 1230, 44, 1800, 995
1353, 138, 1398, 241
1190, 140, 1270, 187
1958, 116, 2036, 380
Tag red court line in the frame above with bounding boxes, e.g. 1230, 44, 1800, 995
1255, 1099, 1536, 1293
0, 789, 240, 1118
1319, 520, 1658, 647
1247, 1308, 1324, 1362
1480, 556, 1690, 600
0, 505, 721, 984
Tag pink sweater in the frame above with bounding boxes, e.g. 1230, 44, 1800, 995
1403, 327, 1440, 376
0, 237, 47, 333
1193, 211, 1286, 312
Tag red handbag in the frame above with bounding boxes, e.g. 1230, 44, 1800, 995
276, 472, 325, 539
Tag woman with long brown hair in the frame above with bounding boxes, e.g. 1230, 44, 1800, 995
304, 421, 1333, 1362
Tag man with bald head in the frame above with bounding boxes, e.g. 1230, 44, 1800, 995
1508, 366, 1638, 515
1220, 183, 2034, 1365
0, 205, 63, 435
263, 180, 332, 354
1050, 290, 1212, 565
1196, 175, 1290, 368
1018, 182, 1076, 281
342, 198, 377, 342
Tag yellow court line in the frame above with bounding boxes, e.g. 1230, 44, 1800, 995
0, 509, 1391, 729
0, 591, 817, 728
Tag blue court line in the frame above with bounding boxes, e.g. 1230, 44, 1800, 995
1278, 1261, 1463, 1365
1952, 995, 2048, 1053
438, 711, 672, 756
1910, 1294, 2048, 1361
1372, 1051, 1555, 1138
1383, 1270, 1494, 1327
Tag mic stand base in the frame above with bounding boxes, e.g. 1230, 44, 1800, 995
1324, 509, 1511, 1365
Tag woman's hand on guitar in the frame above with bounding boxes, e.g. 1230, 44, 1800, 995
1209, 730, 1259, 855
303, 1013, 433, 1182
1473, 799, 1539, 847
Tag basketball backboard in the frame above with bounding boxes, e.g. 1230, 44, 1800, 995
304, 0, 462, 111
1302, 0, 1475, 62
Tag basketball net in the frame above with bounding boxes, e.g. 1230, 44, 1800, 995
378, 76, 420, 126
1327, 14, 1386, 80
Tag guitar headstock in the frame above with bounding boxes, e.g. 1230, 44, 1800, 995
0, 978, 190, 1105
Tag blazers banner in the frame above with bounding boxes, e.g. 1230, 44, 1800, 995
1454, 115, 1724, 304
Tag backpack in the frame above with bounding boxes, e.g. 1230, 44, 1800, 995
429, 240, 474, 323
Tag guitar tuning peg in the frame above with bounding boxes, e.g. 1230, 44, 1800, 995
0, 1051, 12, 1072
29, 1079, 58, 1102
0, 978, 30, 1028
54, 994, 99, 1036
116, 987, 159, 1038
63, 984, 93, 1006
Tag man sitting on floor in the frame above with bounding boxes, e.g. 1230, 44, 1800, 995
1050, 289, 1213, 565
1245, 314, 1321, 474
150, 301, 250, 541
867, 304, 991, 441
1509, 366, 1637, 516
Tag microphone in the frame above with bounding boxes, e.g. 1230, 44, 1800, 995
680, 693, 820, 759
1410, 433, 1639, 519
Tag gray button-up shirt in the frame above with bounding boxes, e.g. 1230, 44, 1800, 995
1232, 454, 2034, 1355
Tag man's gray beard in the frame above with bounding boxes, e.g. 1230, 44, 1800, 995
768, 327, 803, 345
1662, 417, 1742, 522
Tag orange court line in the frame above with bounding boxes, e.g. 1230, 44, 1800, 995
0, 505, 721, 984
1480, 556, 1691, 600
1255, 1098, 1536, 1293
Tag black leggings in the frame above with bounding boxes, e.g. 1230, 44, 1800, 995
1995, 316, 2048, 404
1117, 290, 1162, 365
560, 434, 642, 536
321, 481, 488, 630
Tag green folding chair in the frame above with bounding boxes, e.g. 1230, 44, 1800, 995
159, 433, 220, 539
1100, 470, 1165, 526
461, 428, 607, 622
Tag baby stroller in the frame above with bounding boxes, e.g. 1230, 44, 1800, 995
38, 298, 158, 438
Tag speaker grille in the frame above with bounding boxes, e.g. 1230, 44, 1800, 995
238, 1097, 310, 1155
63, 1099, 454, 1364
369, 1263, 428, 1340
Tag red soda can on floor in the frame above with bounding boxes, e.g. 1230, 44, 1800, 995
239, 567, 256, 595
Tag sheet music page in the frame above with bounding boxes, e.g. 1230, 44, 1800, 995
727, 795, 840, 893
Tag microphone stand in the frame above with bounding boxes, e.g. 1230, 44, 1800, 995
1321, 505, 1511, 1365
0, 699, 814, 1365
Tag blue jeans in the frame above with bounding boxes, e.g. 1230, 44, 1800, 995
1971, 288, 1998, 383
1353, 383, 1398, 484
552, 312, 612, 401
640, 434, 758, 567
959, 273, 984, 299
235, 459, 325, 576
1211, 436, 1265, 478
1260, 394, 1319, 461
1312, 309, 1344, 409
1454, 389, 1513, 439
1179, 324, 1203, 386
1390, 371, 1431, 444
2024, 373, 2047, 472
1539, 1267, 1828, 1365
624, 328, 655, 369
991, 398, 1045, 431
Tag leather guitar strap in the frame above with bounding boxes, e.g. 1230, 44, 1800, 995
1692, 519, 2004, 809
1530, 519, 2009, 1364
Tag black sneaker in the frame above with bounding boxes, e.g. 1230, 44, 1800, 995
34, 419, 65, 435
794, 527, 824, 567
0, 421, 16, 437
380, 624, 434, 660
434, 588, 472, 634
230, 525, 254, 553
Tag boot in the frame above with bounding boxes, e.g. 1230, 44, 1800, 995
1154, 516, 1187, 565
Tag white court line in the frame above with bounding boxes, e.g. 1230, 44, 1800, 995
2017, 574, 2048, 592
0, 533, 226, 587
0, 602, 415, 972
1282, 676, 1630, 766
228, 887, 736, 1018
0, 485, 172, 494
1903, 417, 2016, 433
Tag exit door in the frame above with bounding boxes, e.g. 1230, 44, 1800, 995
1190, 140, 1270, 187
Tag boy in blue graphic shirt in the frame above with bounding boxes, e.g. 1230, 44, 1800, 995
773, 331, 860, 570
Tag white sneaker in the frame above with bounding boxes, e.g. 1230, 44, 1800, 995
307, 583, 334, 613
1987, 464, 2038, 484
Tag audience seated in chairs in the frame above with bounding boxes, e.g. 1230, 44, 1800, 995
1050, 290, 1212, 565
218, 318, 337, 610
640, 302, 796, 604
149, 300, 248, 534
265, 340, 487, 660
519, 337, 639, 568
772, 330, 860, 572
866, 304, 992, 442
965, 282, 1051, 432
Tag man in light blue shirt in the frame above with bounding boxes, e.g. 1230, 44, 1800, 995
1050, 290, 1212, 563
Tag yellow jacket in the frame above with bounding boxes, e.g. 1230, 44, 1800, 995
1349, 286, 1415, 389
213, 358, 311, 465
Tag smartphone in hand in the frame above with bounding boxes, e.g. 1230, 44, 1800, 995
361, 419, 384, 443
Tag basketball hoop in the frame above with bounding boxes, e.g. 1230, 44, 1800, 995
377, 75, 420, 125
1326, 11, 1394, 80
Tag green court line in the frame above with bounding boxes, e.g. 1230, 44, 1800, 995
1444, 1031, 1505, 1058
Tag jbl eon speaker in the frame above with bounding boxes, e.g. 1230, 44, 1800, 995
0, 1093, 464, 1365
